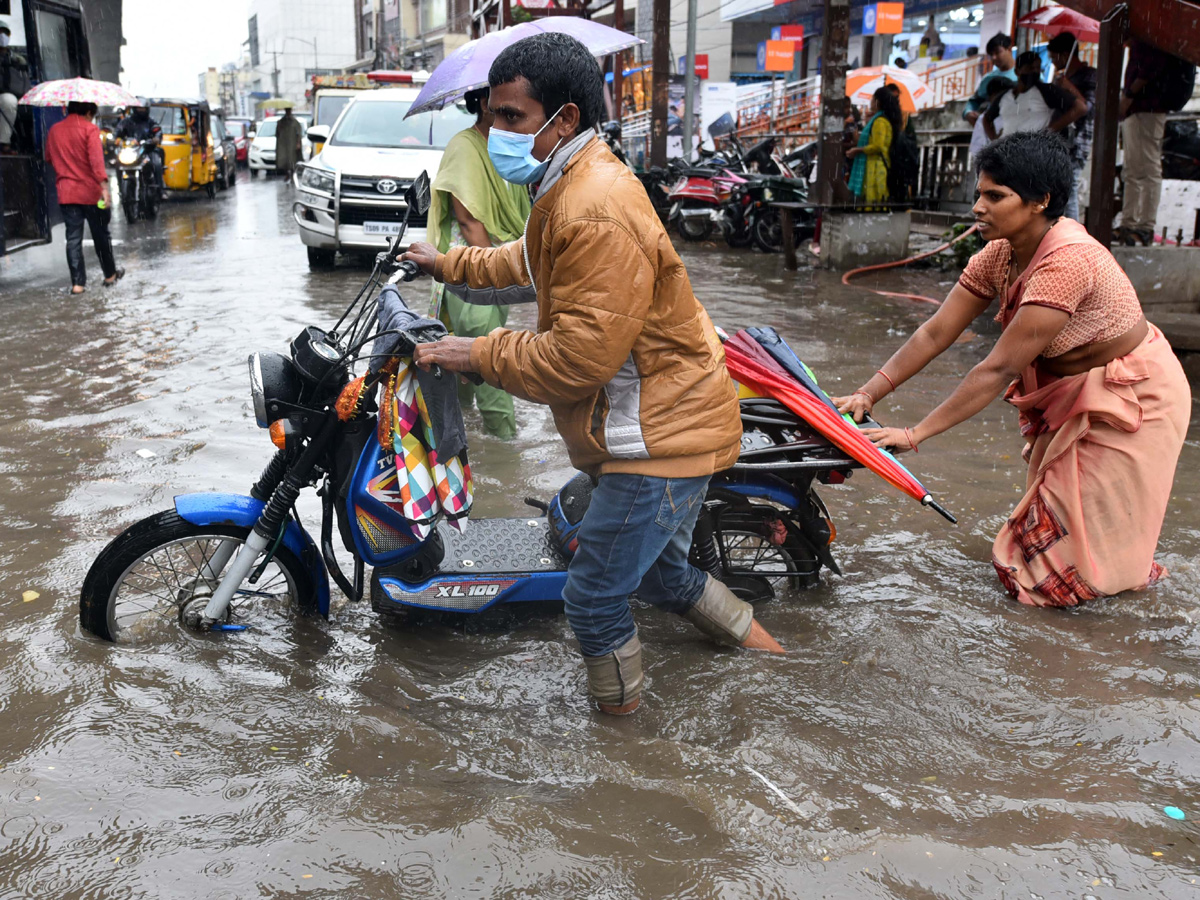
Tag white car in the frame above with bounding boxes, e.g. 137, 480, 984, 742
248, 117, 311, 173
248, 118, 278, 172
292, 88, 473, 268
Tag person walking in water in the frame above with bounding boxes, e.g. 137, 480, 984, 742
273, 107, 302, 176
404, 33, 783, 715
45, 101, 123, 293
428, 87, 531, 439
834, 131, 1190, 609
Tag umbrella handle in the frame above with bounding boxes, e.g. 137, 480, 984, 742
921, 495, 957, 524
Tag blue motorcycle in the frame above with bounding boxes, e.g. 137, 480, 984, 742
79, 172, 859, 642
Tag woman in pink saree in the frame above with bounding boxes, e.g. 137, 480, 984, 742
833, 130, 1191, 608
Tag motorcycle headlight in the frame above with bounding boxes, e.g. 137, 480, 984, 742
117, 147, 139, 166
248, 351, 301, 428
300, 166, 335, 194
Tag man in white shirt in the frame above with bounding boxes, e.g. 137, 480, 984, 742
969, 77, 1010, 159
983, 51, 1086, 142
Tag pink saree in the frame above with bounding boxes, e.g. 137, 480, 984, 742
990, 226, 1191, 607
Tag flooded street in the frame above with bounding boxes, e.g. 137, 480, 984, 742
3, 174, 1200, 898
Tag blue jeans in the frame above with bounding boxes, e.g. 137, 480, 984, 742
1065, 164, 1084, 222
561, 473, 710, 658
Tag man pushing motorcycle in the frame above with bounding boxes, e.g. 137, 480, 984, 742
403, 32, 783, 715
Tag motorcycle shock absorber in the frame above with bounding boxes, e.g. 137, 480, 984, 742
691, 507, 723, 579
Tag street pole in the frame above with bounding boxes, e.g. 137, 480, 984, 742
814, 0, 850, 207
650, 0, 670, 167
1085, 3, 1128, 246
272, 50, 280, 97
682, 0, 697, 160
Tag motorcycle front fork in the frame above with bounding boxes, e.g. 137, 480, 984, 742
199, 414, 338, 627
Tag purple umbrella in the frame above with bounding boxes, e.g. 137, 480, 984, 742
405, 18, 643, 118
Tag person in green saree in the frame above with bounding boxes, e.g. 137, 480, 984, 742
428, 87, 532, 439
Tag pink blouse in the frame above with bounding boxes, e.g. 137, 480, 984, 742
958, 233, 1143, 357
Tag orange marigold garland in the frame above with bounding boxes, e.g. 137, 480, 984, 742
335, 375, 368, 422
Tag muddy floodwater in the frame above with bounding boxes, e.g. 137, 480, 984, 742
2, 175, 1200, 899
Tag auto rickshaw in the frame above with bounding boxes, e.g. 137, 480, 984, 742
146, 98, 219, 198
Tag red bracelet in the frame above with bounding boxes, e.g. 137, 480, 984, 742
852, 388, 875, 404
876, 369, 897, 392
904, 427, 919, 453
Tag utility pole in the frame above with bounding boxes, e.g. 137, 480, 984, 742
650, 0, 670, 167
681, 0, 697, 159
814, 0, 850, 206
272, 49, 280, 96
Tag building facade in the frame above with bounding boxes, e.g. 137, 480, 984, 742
198, 67, 221, 109
246, 0, 357, 106
354, 0, 471, 72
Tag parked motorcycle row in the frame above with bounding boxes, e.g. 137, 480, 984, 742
621, 130, 818, 254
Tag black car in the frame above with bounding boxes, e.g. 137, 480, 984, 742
211, 115, 238, 190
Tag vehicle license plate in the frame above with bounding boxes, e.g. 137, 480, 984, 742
363, 221, 401, 235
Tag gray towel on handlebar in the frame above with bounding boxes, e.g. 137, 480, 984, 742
370, 284, 468, 462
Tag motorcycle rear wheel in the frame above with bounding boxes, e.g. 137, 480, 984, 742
79, 510, 315, 643
697, 503, 823, 601
752, 210, 782, 253
677, 210, 714, 242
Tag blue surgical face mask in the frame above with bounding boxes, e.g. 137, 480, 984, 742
488, 105, 565, 186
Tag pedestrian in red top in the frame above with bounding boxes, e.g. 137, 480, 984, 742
45, 101, 123, 292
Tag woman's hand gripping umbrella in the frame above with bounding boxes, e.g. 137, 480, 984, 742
723, 330, 956, 523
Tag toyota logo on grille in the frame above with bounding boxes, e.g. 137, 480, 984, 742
376, 179, 399, 194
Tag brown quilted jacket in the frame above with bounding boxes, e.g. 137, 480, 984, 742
435, 136, 741, 478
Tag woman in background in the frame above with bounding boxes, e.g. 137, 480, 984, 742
428, 87, 531, 439
847, 87, 901, 208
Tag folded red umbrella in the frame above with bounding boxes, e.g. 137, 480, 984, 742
723, 335, 955, 522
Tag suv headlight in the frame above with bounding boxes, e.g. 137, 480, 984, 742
300, 166, 335, 194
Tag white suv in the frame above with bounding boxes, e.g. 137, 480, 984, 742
293, 89, 473, 269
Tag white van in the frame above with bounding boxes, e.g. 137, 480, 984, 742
293, 89, 473, 269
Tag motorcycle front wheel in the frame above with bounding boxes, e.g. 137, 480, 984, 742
724, 219, 754, 248
80, 510, 316, 643
144, 180, 159, 220
121, 179, 139, 224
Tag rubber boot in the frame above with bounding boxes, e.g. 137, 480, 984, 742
583, 634, 644, 715
685, 575, 785, 653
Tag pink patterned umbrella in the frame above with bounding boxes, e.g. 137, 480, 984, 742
20, 78, 141, 108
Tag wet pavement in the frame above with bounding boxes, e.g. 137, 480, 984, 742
2, 172, 1200, 898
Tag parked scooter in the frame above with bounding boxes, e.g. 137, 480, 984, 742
114, 137, 160, 224
79, 171, 861, 644
667, 163, 746, 242
746, 176, 817, 254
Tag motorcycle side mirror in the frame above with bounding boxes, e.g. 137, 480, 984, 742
405, 170, 431, 216
384, 171, 432, 261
